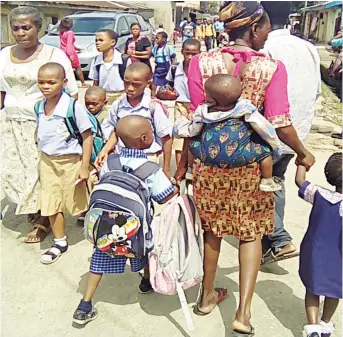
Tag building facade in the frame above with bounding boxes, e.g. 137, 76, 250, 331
302, 1, 342, 43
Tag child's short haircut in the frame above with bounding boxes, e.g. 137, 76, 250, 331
182, 38, 201, 50
157, 31, 168, 40
39, 62, 66, 79
98, 29, 117, 41
125, 62, 151, 81
325, 152, 342, 187
85, 86, 106, 100
205, 74, 242, 107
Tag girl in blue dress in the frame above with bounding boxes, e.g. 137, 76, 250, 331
296, 152, 342, 337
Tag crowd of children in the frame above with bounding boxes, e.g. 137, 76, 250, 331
28, 23, 342, 336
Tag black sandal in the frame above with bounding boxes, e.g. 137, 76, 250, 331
40, 243, 68, 264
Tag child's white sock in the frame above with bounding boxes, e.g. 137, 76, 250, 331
54, 236, 67, 247
303, 324, 321, 337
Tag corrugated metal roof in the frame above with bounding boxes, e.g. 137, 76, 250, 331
22, 1, 151, 10
302, 1, 342, 12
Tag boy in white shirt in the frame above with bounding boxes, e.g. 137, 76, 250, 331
35, 63, 93, 264
89, 29, 131, 116
73, 115, 177, 325
99, 62, 173, 178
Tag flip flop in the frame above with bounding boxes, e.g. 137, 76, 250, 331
193, 288, 228, 316
232, 326, 255, 336
24, 224, 50, 243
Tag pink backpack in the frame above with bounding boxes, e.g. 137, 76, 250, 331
149, 194, 204, 330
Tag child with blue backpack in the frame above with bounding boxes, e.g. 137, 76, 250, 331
89, 29, 131, 116
151, 31, 176, 97
73, 115, 177, 325
35, 62, 93, 264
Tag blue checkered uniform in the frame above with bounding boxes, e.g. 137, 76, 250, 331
89, 148, 174, 274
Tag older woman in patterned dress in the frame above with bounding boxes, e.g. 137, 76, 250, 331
0, 6, 78, 242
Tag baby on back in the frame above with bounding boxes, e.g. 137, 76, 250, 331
174, 74, 281, 192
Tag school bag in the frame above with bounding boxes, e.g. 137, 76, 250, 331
34, 96, 104, 164
84, 154, 160, 258
94, 52, 129, 81
149, 193, 204, 331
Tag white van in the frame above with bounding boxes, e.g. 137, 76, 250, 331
40, 11, 152, 72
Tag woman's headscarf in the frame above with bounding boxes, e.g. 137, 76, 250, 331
219, 1, 265, 32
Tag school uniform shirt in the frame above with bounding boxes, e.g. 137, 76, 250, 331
166, 61, 190, 103
36, 92, 92, 156
91, 147, 175, 275
101, 93, 172, 154
89, 49, 132, 92
152, 44, 176, 64
100, 148, 174, 202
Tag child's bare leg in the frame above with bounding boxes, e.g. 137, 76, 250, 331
322, 297, 339, 323
143, 265, 150, 280
73, 272, 101, 325
83, 272, 103, 302
41, 212, 67, 264
305, 289, 320, 324
49, 212, 65, 239
75, 66, 87, 86
174, 139, 190, 185
175, 150, 182, 167
259, 156, 273, 179
259, 156, 281, 192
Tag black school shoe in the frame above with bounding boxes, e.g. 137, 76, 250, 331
138, 277, 153, 294
73, 307, 98, 325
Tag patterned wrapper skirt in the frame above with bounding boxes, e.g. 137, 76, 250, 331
1, 119, 40, 214
193, 160, 274, 241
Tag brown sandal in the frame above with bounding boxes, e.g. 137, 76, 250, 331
24, 224, 50, 243
193, 288, 228, 316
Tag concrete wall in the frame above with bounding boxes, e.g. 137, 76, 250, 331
1, 3, 75, 47
141, 1, 176, 33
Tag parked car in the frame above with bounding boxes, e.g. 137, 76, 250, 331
40, 11, 152, 72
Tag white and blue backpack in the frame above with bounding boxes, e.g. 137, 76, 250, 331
34, 94, 104, 164
84, 154, 160, 258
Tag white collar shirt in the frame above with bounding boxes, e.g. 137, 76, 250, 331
166, 62, 190, 103
262, 29, 321, 154
36, 92, 92, 156
101, 93, 172, 154
89, 49, 131, 92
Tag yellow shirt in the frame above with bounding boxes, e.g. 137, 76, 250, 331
196, 25, 203, 39
203, 24, 216, 37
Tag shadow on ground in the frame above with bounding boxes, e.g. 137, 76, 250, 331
1, 199, 86, 250
76, 264, 240, 337
255, 280, 305, 337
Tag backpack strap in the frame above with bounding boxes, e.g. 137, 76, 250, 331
106, 153, 122, 171
64, 98, 82, 144
171, 64, 178, 81
133, 161, 160, 181
34, 100, 42, 116
149, 100, 156, 119
119, 53, 130, 81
